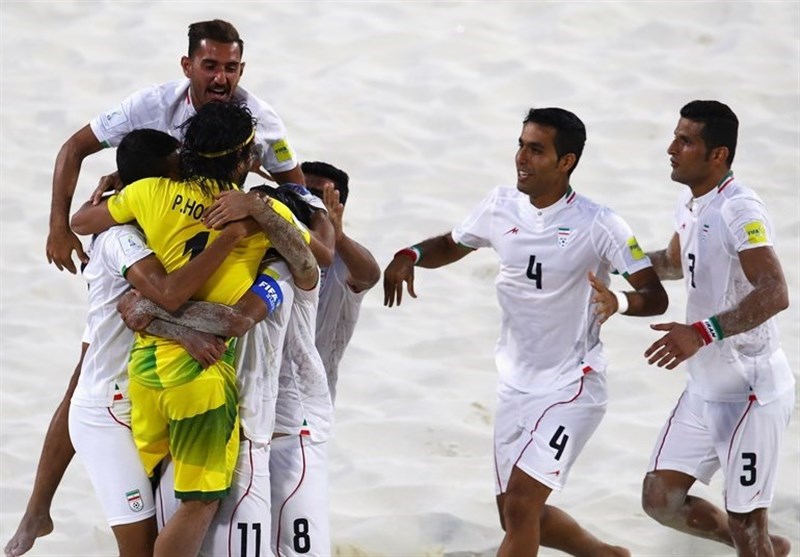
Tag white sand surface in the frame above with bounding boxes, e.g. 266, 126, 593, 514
1, 2, 798, 556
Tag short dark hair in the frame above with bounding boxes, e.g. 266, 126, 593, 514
250, 184, 314, 226
116, 129, 179, 186
301, 161, 350, 204
179, 101, 256, 196
188, 19, 243, 57
523, 107, 586, 175
680, 100, 738, 167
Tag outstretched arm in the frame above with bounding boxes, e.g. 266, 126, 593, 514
645, 246, 788, 369
383, 233, 473, 307
47, 126, 103, 273
323, 184, 380, 293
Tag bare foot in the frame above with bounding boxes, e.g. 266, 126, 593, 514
771, 535, 791, 557
4, 511, 53, 557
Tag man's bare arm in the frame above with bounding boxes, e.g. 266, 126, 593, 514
646, 233, 683, 280
48, 125, 104, 273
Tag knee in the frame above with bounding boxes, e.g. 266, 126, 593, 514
641, 472, 681, 524
727, 509, 767, 541
502, 491, 540, 530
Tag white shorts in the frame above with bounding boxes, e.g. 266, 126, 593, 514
648, 388, 794, 513
494, 371, 607, 494
68, 401, 155, 526
270, 434, 330, 557
156, 439, 272, 557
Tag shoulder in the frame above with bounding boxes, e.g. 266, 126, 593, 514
233, 86, 279, 118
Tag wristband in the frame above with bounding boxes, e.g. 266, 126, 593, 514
613, 291, 629, 315
250, 274, 284, 314
395, 246, 421, 265
691, 316, 724, 346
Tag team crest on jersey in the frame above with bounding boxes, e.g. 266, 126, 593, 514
701, 223, 710, 242
557, 227, 572, 248
125, 489, 143, 512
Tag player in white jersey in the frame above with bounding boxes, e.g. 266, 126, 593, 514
641, 101, 794, 557
302, 161, 381, 403
46, 18, 305, 275
384, 107, 668, 557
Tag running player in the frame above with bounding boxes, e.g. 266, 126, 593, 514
47, 18, 305, 274
303, 161, 381, 403
70, 102, 308, 557
641, 100, 794, 557
383, 107, 668, 556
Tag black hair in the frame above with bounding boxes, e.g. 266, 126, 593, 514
188, 19, 243, 57
249, 185, 314, 227
301, 161, 350, 204
523, 107, 586, 175
116, 129, 179, 186
680, 100, 739, 167
178, 101, 256, 196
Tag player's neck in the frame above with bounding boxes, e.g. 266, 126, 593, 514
689, 169, 732, 199
529, 183, 569, 209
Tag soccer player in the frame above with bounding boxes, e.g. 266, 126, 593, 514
641, 100, 794, 557
5, 129, 255, 557
383, 107, 668, 557
47, 18, 305, 274
303, 161, 381, 403
70, 102, 308, 557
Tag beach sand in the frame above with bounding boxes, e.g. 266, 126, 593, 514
1, 2, 798, 555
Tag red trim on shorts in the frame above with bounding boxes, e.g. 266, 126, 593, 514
653, 391, 687, 470
723, 395, 756, 508
275, 435, 307, 557
106, 407, 131, 430
511, 376, 586, 473
226, 439, 255, 557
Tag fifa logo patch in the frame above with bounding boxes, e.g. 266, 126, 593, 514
744, 221, 767, 244
627, 237, 645, 260
272, 138, 295, 163
557, 227, 572, 248
126, 489, 144, 512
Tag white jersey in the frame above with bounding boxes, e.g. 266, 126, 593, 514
316, 254, 370, 403
451, 186, 652, 394
274, 276, 333, 442
89, 79, 298, 175
236, 260, 294, 444
72, 225, 153, 407
674, 173, 795, 403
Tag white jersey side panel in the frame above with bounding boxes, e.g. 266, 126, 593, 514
73, 225, 153, 407
315, 254, 369, 403
452, 186, 652, 394
236, 260, 294, 444
674, 177, 795, 403
274, 277, 333, 442
89, 79, 298, 174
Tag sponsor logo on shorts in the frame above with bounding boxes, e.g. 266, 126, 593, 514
627, 237, 646, 260
744, 221, 767, 244
126, 489, 143, 512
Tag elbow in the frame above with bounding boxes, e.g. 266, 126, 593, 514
70, 212, 91, 236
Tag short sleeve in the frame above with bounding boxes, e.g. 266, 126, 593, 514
593, 208, 652, 277
89, 85, 164, 148
721, 194, 774, 253
106, 184, 140, 224
107, 226, 154, 277
451, 188, 499, 250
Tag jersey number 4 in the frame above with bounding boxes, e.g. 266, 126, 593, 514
526, 255, 543, 289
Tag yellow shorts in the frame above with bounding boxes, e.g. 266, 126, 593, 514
129, 361, 239, 501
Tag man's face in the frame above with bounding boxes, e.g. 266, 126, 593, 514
667, 117, 713, 187
304, 173, 336, 200
515, 123, 568, 199
181, 39, 244, 108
